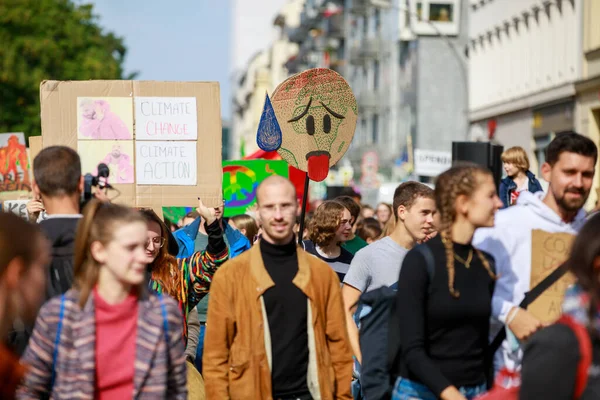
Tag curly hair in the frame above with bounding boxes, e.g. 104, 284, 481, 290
435, 163, 497, 298
140, 209, 182, 300
309, 201, 346, 247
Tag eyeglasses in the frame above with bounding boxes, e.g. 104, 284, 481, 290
146, 237, 166, 248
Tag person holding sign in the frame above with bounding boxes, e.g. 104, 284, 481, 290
520, 212, 600, 399
474, 132, 598, 374
393, 164, 502, 400
141, 199, 228, 343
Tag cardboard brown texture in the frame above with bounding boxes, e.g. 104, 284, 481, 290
28, 136, 42, 173
528, 230, 575, 323
40, 80, 223, 213
269, 69, 357, 182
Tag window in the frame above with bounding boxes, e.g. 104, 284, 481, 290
361, 118, 368, 144
362, 15, 368, 37
416, 2, 423, 21
410, 0, 460, 36
429, 3, 453, 22
372, 114, 380, 144
374, 9, 381, 33
374, 60, 380, 89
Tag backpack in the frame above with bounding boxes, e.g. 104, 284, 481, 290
475, 314, 592, 400
357, 243, 435, 400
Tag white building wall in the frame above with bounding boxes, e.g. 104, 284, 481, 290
469, 0, 582, 116
230, 0, 305, 159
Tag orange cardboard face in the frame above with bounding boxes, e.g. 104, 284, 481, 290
258, 68, 358, 182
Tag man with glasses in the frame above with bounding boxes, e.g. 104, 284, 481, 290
204, 175, 352, 400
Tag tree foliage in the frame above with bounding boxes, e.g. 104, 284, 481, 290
0, 0, 136, 141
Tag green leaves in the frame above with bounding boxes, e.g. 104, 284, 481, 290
0, 0, 135, 142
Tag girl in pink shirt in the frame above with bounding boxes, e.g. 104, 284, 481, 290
18, 200, 187, 399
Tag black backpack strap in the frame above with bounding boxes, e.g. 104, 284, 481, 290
488, 262, 569, 355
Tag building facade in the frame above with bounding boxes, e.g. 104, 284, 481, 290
575, 0, 600, 204
398, 0, 470, 182
468, 0, 583, 184
230, 0, 305, 159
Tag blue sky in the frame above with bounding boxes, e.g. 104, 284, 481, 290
89, 0, 232, 119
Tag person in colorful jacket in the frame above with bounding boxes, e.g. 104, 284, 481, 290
141, 199, 229, 342
18, 201, 187, 399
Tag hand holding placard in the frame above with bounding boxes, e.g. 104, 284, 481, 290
197, 197, 217, 226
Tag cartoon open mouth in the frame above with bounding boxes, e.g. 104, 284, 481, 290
306, 150, 331, 182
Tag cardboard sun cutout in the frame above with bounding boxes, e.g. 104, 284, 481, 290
257, 68, 358, 182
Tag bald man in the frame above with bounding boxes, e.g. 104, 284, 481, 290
203, 176, 352, 400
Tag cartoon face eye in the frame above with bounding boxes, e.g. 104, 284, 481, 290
288, 97, 345, 136
306, 115, 315, 135
323, 114, 331, 134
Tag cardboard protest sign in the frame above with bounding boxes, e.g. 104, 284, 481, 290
257, 68, 358, 182
40, 80, 223, 215
1, 199, 48, 222
79, 140, 135, 184
222, 160, 289, 217
77, 97, 133, 140
136, 141, 197, 185
528, 230, 575, 323
0, 132, 31, 197
28, 136, 42, 173
134, 97, 197, 140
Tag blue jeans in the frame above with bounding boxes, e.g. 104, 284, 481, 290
392, 377, 486, 400
194, 324, 206, 373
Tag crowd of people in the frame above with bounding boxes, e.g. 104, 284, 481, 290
1, 130, 600, 399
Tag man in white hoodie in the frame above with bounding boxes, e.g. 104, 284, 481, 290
473, 131, 597, 372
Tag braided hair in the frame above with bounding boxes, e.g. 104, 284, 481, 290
435, 163, 497, 298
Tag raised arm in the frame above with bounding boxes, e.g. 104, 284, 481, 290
178, 199, 229, 310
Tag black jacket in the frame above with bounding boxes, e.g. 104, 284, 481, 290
521, 324, 600, 399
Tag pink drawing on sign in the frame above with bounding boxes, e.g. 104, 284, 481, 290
95, 144, 134, 184
79, 99, 132, 140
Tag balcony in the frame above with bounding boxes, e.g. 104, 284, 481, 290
356, 91, 380, 112
349, 38, 386, 64
350, 0, 392, 14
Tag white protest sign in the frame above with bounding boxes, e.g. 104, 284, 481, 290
135, 141, 197, 185
3, 199, 29, 219
2, 199, 48, 222
134, 97, 197, 140
414, 149, 452, 177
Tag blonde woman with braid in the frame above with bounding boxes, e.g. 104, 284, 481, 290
392, 164, 503, 400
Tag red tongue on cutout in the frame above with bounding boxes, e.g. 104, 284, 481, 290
307, 153, 330, 182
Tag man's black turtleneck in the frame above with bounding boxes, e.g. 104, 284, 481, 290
260, 238, 309, 398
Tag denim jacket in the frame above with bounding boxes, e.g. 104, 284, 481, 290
498, 170, 543, 208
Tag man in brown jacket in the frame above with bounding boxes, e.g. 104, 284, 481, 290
203, 176, 353, 400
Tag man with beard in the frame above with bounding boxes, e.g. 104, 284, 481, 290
203, 175, 352, 400
473, 131, 597, 373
